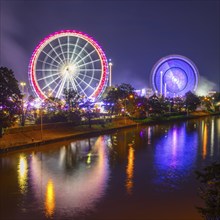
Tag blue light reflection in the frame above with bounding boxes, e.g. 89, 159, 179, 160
154, 124, 198, 190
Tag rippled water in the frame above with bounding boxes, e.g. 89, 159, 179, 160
0, 116, 220, 220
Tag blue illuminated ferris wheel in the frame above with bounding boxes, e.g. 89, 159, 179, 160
151, 55, 199, 97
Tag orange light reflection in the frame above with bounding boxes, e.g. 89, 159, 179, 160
202, 124, 207, 159
126, 146, 134, 195
45, 179, 55, 218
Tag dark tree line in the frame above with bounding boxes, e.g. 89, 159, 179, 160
1, 66, 219, 138
0, 67, 22, 137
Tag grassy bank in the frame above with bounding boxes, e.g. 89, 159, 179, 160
0, 117, 137, 153
0, 112, 219, 153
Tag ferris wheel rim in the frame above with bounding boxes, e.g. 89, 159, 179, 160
28, 30, 109, 100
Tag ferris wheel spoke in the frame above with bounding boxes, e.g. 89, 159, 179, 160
42, 50, 62, 66
42, 75, 61, 91
66, 80, 70, 91
78, 68, 102, 72
67, 36, 70, 62
58, 38, 66, 61
50, 80, 62, 96
73, 78, 87, 97
75, 76, 96, 91
78, 72, 100, 81
36, 69, 58, 71
75, 49, 96, 65
38, 60, 59, 68
38, 72, 60, 81
69, 38, 80, 64
49, 43, 65, 65
56, 75, 67, 98
77, 59, 100, 68
69, 77, 78, 91
72, 42, 89, 64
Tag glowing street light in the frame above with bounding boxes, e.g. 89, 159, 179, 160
108, 59, 113, 87
20, 82, 26, 126
20, 81, 26, 94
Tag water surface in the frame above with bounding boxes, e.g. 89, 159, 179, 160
1, 116, 220, 220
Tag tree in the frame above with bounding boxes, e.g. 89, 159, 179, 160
103, 83, 136, 115
63, 88, 81, 111
103, 87, 120, 114
117, 83, 135, 100
195, 163, 220, 220
173, 96, 185, 112
213, 92, 220, 103
148, 94, 163, 115
184, 91, 201, 112
133, 96, 149, 118
0, 67, 22, 137
80, 99, 95, 128
43, 96, 63, 113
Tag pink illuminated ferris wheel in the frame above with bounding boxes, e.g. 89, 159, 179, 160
28, 30, 109, 100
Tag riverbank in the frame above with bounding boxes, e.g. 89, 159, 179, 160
0, 117, 138, 153
0, 112, 219, 153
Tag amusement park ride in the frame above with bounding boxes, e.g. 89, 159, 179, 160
28, 30, 109, 101
28, 30, 199, 100
150, 54, 199, 98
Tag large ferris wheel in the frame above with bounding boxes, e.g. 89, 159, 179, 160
28, 30, 109, 100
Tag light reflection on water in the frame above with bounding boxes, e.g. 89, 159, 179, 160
17, 154, 28, 194
29, 136, 109, 218
202, 122, 208, 159
126, 145, 135, 195
154, 124, 198, 190
0, 116, 220, 220
45, 179, 55, 218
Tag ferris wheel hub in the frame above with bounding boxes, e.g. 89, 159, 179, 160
61, 63, 78, 77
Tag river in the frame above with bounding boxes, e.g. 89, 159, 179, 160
0, 116, 220, 220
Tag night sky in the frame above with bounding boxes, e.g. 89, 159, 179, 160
0, 0, 219, 95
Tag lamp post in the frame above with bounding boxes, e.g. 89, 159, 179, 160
20, 82, 26, 126
109, 59, 113, 87
36, 100, 43, 141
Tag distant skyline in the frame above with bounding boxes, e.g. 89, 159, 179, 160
0, 0, 219, 95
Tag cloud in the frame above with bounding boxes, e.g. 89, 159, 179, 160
196, 76, 217, 96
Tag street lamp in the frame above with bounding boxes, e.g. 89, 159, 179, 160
108, 59, 113, 87
35, 99, 43, 141
20, 82, 26, 126
20, 81, 26, 94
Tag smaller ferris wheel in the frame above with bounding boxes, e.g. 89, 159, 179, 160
28, 30, 109, 100
151, 55, 199, 97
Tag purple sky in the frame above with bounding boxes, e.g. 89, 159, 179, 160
0, 0, 219, 94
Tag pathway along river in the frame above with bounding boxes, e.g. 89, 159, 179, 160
0, 116, 220, 220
